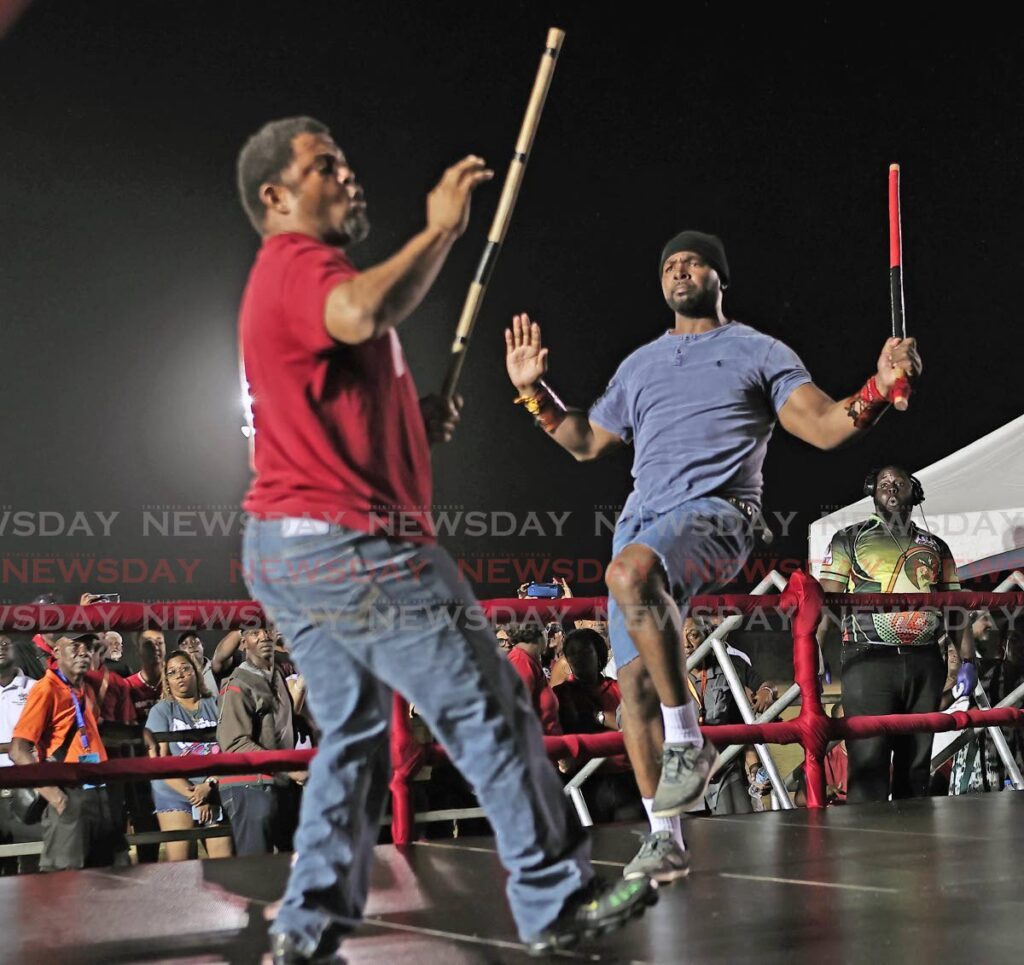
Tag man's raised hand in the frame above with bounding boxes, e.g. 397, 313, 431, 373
505, 313, 549, 393
427, 156, 494, 238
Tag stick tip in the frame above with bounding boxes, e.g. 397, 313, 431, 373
546, 26, 566, 46
889, 163, 900, 172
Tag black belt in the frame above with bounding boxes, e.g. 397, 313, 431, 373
847, 643, 938, 657
722, 496, 773, 545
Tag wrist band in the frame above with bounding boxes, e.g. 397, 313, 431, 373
513, 379, 568, 433
845, 375, 890, 429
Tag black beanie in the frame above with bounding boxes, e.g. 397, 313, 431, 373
659, 230, 729, 287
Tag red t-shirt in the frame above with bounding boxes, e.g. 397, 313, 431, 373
239, 232, 434, 541
553, 677, 630, 771
126, 671, 161, 720
508, 647, 562, 736
33, 634, 57, 669
84, 667, 137, 725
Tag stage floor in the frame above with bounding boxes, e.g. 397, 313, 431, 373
3, 794, 1022, 964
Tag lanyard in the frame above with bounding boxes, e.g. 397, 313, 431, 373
54, 669, 91, 752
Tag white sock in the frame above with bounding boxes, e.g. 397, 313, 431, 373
643, 797, 686, 850
661, 701, 702, 746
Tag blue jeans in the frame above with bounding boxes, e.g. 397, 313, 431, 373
243, 519, 591, 954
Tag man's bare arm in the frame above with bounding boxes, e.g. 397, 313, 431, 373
815, 577, 847, 653
212, 631, 242, 677
779, 337, 922, 450
543, 413, 625, 462
325, 157, 493, 344
504, 313, 626, 461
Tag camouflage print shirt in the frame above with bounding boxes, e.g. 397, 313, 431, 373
819, 515, 960, 646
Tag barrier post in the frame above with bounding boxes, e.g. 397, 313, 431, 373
389, 696, 421, 845
783, 571, 829, 808
970, 571, 1024, 788
688, 571, 794, 809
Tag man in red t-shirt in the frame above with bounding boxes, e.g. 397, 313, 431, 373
84, 632, 136, 725
554, 629, 642, 825
122, 629, 165, 862
126, 630, 164, 720
554, 630, 627, 759
234, 116, 652, 963
507, 624, 562, 736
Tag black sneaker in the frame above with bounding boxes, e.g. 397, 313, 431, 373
524, 875, 658, 956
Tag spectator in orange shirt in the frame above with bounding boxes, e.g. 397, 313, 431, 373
9, 632, 129, 871
506, 624, 561, 735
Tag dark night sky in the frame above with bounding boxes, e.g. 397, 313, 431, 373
0, 2, 1021, 604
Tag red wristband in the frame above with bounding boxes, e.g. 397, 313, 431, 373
846, 376, 890, 429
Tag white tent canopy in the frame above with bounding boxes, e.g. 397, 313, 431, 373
809, 412, 1024, 580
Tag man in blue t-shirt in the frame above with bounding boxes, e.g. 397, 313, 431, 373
505, 229, 923, 879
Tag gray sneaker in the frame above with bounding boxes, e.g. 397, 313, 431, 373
623, 830, 690, 883
651, 737, 719, 817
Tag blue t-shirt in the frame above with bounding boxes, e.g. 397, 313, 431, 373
589, 322, 810, 514
146, 697, 220, 784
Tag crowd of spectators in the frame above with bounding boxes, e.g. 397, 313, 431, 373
0, 593, 310, 874
1, 546, 1022, 875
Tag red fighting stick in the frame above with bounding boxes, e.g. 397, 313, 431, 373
888, 163, 911, 411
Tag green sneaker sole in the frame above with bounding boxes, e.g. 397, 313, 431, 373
525, 882, 659, 956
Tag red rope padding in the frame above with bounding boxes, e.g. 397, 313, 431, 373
0, 749, 314, 789
7, 583, 1024, 839
5, 703, 1022, 792
0, 601, 267, 633
2, 591, 1019, 635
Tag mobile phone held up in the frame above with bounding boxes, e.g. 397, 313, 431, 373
93, 593, 120, 604
525, 582, 562, 599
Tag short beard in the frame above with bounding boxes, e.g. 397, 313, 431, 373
666, 288, 718, 318
322, 210, 370, 249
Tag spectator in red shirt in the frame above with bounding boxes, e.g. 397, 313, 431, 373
124, 630, 165, 860
30, 593, 61, 667
103, 631, 131, 678
84, 632, 136, 725
127, 630, 165, 720
495, 625, 513, 653
507, 624, 562, 735
554, 630, 623, 742
555, 630, 641, 824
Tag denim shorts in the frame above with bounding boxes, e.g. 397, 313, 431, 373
608, 496, 754, 669
151, 779, 191, 814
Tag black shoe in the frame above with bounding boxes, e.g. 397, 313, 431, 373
524, 875, 658, 956
270, 932, 346, 964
